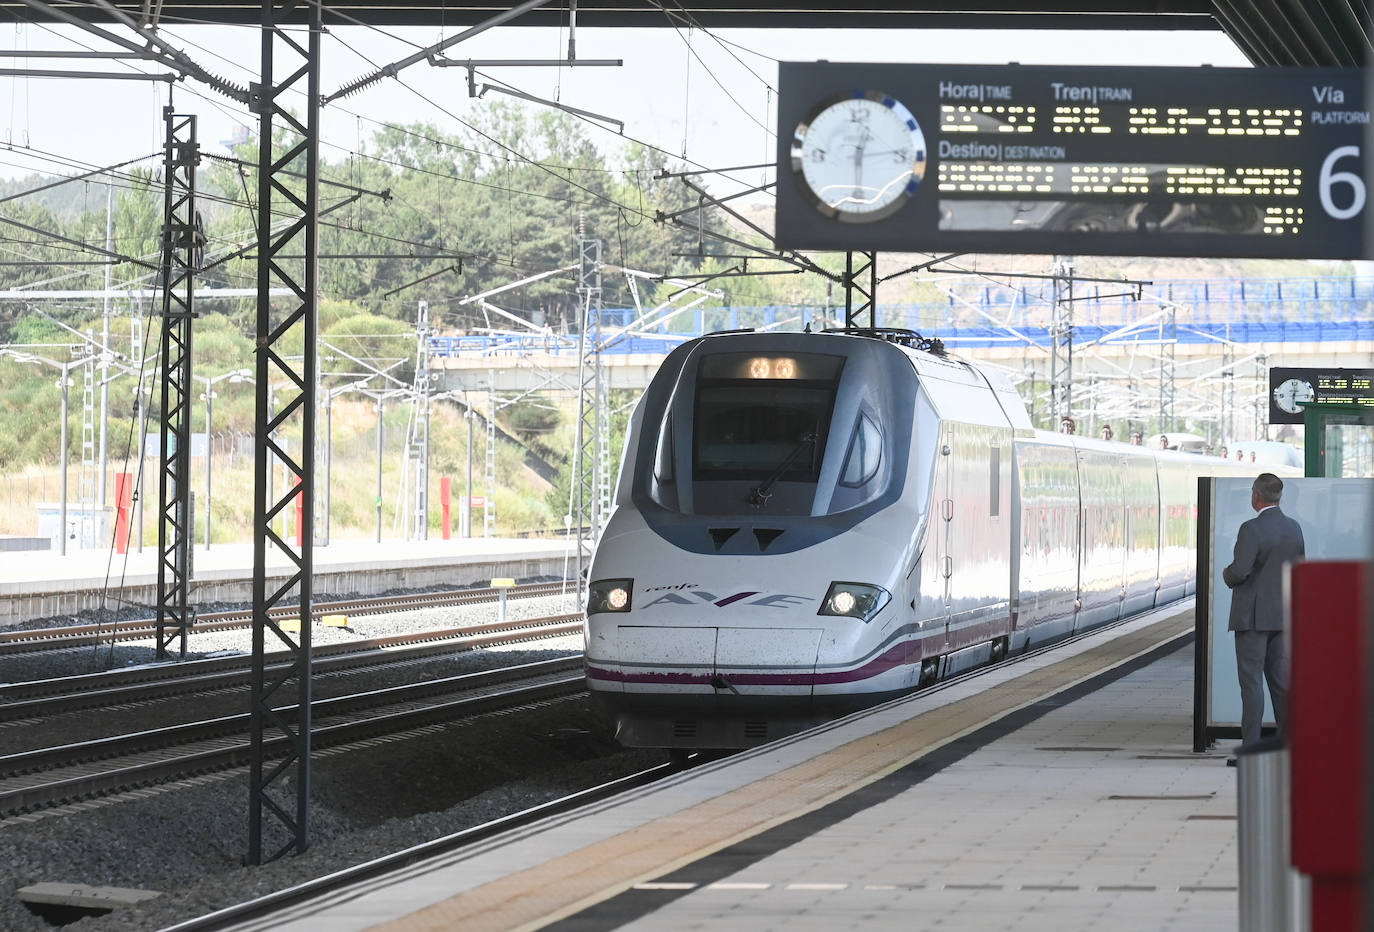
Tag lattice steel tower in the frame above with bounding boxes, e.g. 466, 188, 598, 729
572, 232, 602, 602
154, 108, 200, 660
247, 1, 322, 865
405, 300, 432, 540
842, 252, 878, 328
1157, 302, 1177, 434
485, 385, 497, 536
1049, 257, 1075, 428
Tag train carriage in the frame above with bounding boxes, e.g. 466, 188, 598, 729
584, 328, 1263, 751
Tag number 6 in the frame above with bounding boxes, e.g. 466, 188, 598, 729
1319, 146, 1365, 220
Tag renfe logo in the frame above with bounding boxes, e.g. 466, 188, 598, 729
642, 590, 812, 609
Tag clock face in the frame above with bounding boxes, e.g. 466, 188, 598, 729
1272, 378, 1315, 414
791, 90, 927, 223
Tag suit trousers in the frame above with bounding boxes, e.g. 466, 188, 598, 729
1234, 629, 1288, 745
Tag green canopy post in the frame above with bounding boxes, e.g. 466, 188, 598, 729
1303, 403, 1374, 477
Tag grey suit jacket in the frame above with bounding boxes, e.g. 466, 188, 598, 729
1222, 505, 1306, 631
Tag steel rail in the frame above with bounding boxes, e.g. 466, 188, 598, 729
160, 760, 682, 932
0, 581, 569, 653
0, 614, 583, 720
160, 608, 1196, 931
0, 658, 585, 817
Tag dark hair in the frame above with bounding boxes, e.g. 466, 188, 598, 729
1253, 472, 1284, 504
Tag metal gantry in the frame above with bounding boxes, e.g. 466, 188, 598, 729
1157, 303, 1177, 433
572, 232, 602, 602
595, 352, 612, 524
248, 0, 321, 865
1253, 353, 1269, 440
1048, 256, 1075, 427
1220, 334, 1236, 444
843, 251, 877, 328
79, 335, 97, 521
485, 384, 497, 536
405, 300, 432, 540
154, 107, 199, 660
99, 185, 114, 512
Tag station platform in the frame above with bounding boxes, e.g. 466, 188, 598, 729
0, 537, 574, 626
228, 601, 1238, 932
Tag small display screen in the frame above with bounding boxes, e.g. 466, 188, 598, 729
699, 352, 845, 381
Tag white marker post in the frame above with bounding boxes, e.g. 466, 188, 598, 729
491, 577, 516, 622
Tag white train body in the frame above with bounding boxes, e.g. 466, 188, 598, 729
584, 330, 1260, 750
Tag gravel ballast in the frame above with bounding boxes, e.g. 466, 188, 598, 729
1, 697, 663, 931
2, 587, 583, 684
1, 588, 666, 931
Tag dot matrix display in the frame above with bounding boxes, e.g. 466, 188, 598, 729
777, 62, 1369, 259
1268, 367, 1374, 425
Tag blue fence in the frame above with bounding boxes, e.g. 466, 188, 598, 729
429, 276, 1374, 358
933, 319, 1373, 350
927, 275, 1374, 327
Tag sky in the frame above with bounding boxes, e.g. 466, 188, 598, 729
0, 20, 1252, 188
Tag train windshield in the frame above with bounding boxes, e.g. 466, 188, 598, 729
691, 352, 844, 481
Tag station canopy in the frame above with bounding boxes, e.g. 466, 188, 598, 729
0, 1, 1368, 66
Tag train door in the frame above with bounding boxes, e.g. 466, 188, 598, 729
1074, 448, 1126, 633
901, 551, 924, 688
932, 421, 954, 654
945, 422, 1001, 653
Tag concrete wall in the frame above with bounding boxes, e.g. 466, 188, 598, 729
0, 553, 571, 628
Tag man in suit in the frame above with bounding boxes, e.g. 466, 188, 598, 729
1222, 472, 1306, 751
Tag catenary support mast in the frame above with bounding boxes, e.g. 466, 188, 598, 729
843, 251, 877, 328
572, 231, 602, 603
1049, 257, 1075, 425
248, 0, 320, 865
154, 107, 199, 660
1157, 301, 1177, 434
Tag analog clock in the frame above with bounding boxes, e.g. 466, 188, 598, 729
791, 90, 926, 223
1272, 378, 1315, 414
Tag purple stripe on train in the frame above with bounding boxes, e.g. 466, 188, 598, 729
586, 642, 912, 687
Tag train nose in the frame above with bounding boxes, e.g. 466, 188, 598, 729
587, 623, 823, 697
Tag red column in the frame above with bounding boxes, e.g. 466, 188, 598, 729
113, 472, 133, 554
295, 489, 304, 547
1289, 561, 1367, 932
440, 477, 452, 540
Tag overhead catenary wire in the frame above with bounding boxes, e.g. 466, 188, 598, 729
16, 6, 780, 202
0, 143, 471, 289
650, 0, 780, 89
0, 163, 564, 306
302, 8, 777, 194
10, 18, 682, 235
11, 0, 249, 103
651, 1, 775, 141
21, 10, 773, 234
1, 10, 806, 316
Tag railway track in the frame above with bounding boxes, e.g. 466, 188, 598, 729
0, 612, 584, 721
162, 758, 682, 932
0, 581, 571, 654
0, 657, 587, 819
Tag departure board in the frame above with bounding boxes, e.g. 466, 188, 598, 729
1269, 366, 1374, 424
776, 63, 1369, 259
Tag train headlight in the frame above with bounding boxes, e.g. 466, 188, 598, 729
588, 578, 633, 614
818, 582, 890, 622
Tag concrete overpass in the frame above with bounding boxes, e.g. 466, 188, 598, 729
431, 279, 1373, 444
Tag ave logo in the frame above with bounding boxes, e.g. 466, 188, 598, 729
642, 589, 813, 610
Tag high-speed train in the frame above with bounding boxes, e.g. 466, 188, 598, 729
584, 327, 1260, 751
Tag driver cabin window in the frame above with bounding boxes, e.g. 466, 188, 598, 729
840, 413, 882, 487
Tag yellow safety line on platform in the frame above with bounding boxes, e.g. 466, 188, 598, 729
375, 610, 1194, 932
